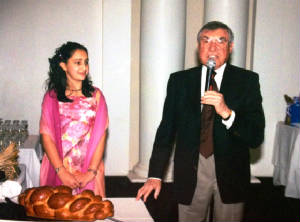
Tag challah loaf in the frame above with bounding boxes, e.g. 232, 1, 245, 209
18, 185, 114, 221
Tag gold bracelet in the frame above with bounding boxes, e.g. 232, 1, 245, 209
88, 168, 97, 176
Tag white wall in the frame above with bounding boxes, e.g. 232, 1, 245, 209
251, 0, 300, 176
102, 0, 132, 175
0, 0, 133, 176
0, 0, 102, 133
1, 0, 299, 177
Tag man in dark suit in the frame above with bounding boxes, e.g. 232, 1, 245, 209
136, 21, 265, 221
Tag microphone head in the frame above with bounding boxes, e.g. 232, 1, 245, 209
206, 58, 216, 69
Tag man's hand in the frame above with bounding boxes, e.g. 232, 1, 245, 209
201, 90, 231, 119
136, 178, 162, 202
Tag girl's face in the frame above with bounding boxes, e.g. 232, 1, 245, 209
60, 49, 89, 84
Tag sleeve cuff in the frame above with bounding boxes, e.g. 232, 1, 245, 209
148, 177, 162, 181
222, 110, 235, 129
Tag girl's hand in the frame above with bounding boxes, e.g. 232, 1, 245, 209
57, 167, 80, 189
74, 171, 95, 188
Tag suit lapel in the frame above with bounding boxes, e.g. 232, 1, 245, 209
219, 64, 239, 111
219, 64, 232, 94
186, 66, 202, 114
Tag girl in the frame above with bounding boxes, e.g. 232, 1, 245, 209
39, 42, 108, 197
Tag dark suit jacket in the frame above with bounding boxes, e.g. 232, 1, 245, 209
148, 64, 265, 204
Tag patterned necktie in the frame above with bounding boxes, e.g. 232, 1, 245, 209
199, 72, 218, 158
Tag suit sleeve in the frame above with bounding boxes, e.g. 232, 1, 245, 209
148, 74, 178, 179
229, 73, 265, 148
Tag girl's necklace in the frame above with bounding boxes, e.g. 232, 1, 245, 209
67, 87, 82, 91
66, 87, 82, 97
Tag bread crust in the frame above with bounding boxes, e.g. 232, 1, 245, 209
18, 186, 114, 221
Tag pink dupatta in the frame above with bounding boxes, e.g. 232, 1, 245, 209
39, 88, 108, 197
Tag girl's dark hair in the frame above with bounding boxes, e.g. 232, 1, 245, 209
46, 41, 95, 102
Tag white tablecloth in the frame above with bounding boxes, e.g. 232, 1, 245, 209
104, 198, 154, 222
0, 197, 154, 222
18, 135, 41, 189
272, 121, 300, 198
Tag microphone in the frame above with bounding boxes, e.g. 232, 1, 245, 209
205, 58, 216, 91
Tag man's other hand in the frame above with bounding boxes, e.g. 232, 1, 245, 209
136, 178, 162, 202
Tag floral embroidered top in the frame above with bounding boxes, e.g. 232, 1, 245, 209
59, 96, 97, 175
40, 88, 108, 197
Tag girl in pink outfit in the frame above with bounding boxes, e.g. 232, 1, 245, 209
39, 42, 108, 197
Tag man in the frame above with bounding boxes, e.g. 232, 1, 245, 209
136, 21, 265, 221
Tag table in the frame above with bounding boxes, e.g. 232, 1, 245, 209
0, 198, 154, 222
104, 198, 154, 222
272, 121, 300, 198
18, 135, 41, 189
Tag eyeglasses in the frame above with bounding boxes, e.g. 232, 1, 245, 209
199, 36, 229, 47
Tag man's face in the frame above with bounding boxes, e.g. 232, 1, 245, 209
198, 28, 233, 69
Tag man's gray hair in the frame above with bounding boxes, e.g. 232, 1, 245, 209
197, 21, 234, 44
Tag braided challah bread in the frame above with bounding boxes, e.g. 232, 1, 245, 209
18, 185, 114, 221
